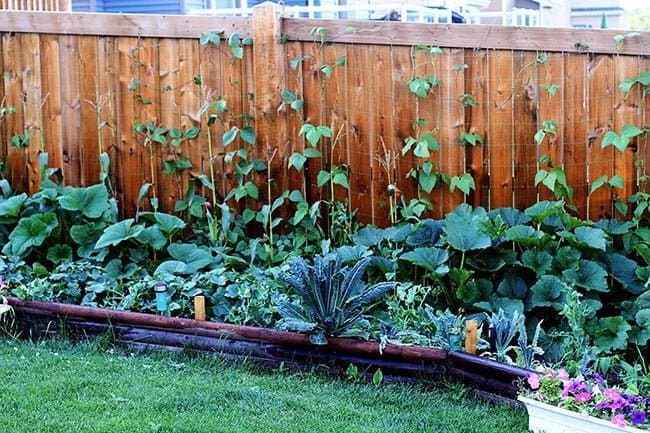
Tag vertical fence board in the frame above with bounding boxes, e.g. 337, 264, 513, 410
40, 34, 63, 175
512, 51, 539, 210
59, 34, 81, 189
3, 33, 27, 191
345, 44, 373, 224
391, 45, 417, 220
198, 40, 224, 202
0, 34, 6, 161
96, 36, 120, 208
117, 37, 142, 217
564, 54, 589, 216
637, 56, 650, 192
466, 49, 489, 209
487, 49, 514, 209
368, 44, 393, 227
614, 55, 639, 212
537, 52, 565, 203
78, 35, 100, 186
283, 41, 306, 198
158, 38, 181, 213
439, 48, 466, 214
178, 39, 201, 214
587, 54, 615, 219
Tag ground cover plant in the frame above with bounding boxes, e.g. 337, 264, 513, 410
0, 337, 529, 433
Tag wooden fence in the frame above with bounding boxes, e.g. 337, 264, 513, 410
0, 7, 649, 226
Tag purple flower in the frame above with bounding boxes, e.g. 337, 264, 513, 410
593, 373, 605, 384
527, 373, 540, 390
575, 392, 591, 403
611, 414, 626, 428
631, 411, 647, 425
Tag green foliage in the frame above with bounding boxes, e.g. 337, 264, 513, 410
276, 253, 395, 344
407, 76, 441, 98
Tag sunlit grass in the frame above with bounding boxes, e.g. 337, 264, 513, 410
0, 338, 529, 433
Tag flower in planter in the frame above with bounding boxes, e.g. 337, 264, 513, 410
520, 369, 649, 430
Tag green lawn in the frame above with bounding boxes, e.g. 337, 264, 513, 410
0, 338, 529, 433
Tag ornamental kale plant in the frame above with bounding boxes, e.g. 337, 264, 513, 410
276, 253, 395, 345
521, 369, 649, 430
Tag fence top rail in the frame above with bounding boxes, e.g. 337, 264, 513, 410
282, 18, 650, 55
0, 10, 648, 56
0, 10, 252, 38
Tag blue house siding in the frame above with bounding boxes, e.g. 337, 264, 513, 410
72, 0, 104, 11
101, 0, 182, 14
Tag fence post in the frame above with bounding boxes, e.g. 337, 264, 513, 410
252, 2, 288, 199
465, 320, 478, 355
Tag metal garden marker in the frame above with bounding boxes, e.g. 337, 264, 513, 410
154, 282, 168, 315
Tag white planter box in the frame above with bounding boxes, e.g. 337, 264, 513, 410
518, 396, 646, 433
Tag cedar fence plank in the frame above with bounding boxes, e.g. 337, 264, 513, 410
487, 49, 514, 209
587, 54, 615, 220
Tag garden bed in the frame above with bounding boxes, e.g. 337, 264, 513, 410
7, 297, 530, 397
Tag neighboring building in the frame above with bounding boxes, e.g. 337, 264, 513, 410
570, 0, 624, 29
478, 0, 626, 28
72, 0, 203, 13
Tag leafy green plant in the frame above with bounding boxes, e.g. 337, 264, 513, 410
486, 309, 523, 362
276, 253, 395, 344
425, 307, 464, 351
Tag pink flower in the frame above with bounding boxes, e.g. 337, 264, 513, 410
527, 373, 540, 390
611, 414, 626, 428
575, 392, 591, 403
558, 369, 569, 380
0, 276, 6, 290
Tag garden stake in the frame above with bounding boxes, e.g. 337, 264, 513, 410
465, 320, 478, 355
194, 295, 206, 321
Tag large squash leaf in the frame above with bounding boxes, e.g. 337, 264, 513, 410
58, 184, 110, 219
3, 212, 59, 257
443, 204, 491, 252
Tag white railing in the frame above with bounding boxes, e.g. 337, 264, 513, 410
465, 8, 539, 26
191, 3, 540, 27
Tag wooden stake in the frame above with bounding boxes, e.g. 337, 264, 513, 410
194, 295, 206, 321
465, 320, 478, 355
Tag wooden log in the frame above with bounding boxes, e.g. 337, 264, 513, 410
7, 298, 448, 363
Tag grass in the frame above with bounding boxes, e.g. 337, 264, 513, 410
0, 337, 529, 433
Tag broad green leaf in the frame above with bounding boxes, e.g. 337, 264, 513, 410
413, 140, 430, 158
400, 247, 449, 275
138, 226, 167, 250
58, 184, 109, 219
521, 249, 553, 276
94, 219, 144, 249
559, 226, 608, 251
525, 200, 564, 220
590, 175, 608, 194
154, 260, 191, 276
562, 260, 608, 292
497, 275, 528, 299
240, 126, 255, 145
530, 275, 565, 310
168, 243, 214, 272
418, 171, 438, 193
635, 309, 650, 329
606, 252, 644, 294
332, 172, 349, 189
594, 316, 631, 352
317, 170, 331, 188
138, 212, 186, 237
303, 148, 321, 158
46, 244, 73, 264
223, 127, 239, 147
504, 225, 545, 247
4, 212, 58, 257
288, 152, 307, 171
443, 204, 491, 252
0, 193, 27, 218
